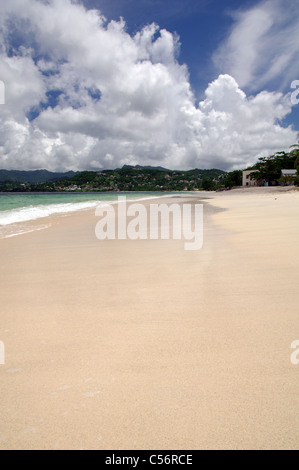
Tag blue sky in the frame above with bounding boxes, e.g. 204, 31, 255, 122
0, 0, 298, 171
85, 0, 299, 123
83, 0, 256, 94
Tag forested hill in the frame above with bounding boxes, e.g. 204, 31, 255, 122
0, 166, 227, 192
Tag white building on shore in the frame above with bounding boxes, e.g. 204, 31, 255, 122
242, 170, 259, 187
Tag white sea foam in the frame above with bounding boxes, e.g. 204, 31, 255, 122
0, 194, 172, 240
0, 195, 170, 227
3, 225, 50, 238
0, 200, 107, 226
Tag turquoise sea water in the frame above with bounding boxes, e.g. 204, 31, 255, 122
0, 192, 166, 212
0, 192, 170, 238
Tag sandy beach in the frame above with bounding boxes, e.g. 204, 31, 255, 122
0, 187, 299, 450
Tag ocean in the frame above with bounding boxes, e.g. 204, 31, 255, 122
0, 192, 168, 239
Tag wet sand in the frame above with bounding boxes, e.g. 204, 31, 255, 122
0, 188, 298, 449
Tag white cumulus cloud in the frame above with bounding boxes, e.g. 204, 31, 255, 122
0, 0, 297, 172
213, 0, 299, 93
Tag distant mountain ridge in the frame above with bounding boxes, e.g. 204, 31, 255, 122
0, 166, 231, 192
0, 169, 77, 183
0, 166, 227, 184
0, 165, 226, 191
121, 164, 171, 172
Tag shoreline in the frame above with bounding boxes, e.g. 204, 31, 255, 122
0, 191, 184, 240
2, 185, 295, 241
0, 188, 298, 450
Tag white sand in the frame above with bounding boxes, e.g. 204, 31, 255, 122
0, 188, 298, 449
